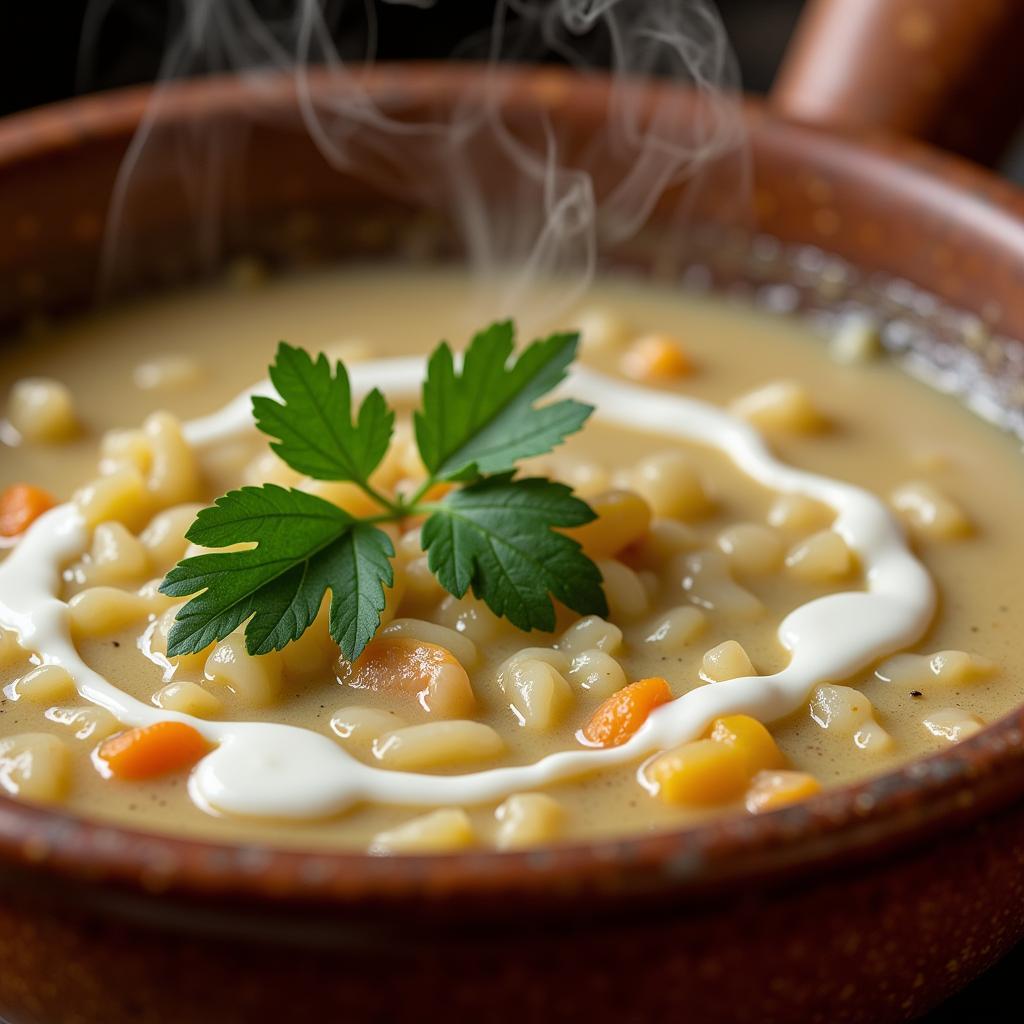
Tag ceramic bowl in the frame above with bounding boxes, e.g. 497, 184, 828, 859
2, 66, 1024, 1024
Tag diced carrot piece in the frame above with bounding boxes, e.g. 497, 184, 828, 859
0, 483, 56, 537
581, 676, 673, 748
338, 636, 474, 717
620, 333, 693, 382
98, 721, 210, 780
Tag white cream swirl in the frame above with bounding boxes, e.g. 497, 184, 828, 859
0, 359, 935, 819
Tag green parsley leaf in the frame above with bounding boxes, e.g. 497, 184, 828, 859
159, 484, 393, 660
413, 321, 593, 482
420, 474, 608, 632
161, 321, 609, 663
253, 342, 394, 485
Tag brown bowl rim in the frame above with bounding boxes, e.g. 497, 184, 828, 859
2, 66, 1024, 911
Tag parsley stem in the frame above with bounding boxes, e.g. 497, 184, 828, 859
362, 512, 401, 525
405, 476, 440, 510
354, 480, 406, 518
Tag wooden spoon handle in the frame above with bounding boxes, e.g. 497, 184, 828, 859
772, 0, 1024, 164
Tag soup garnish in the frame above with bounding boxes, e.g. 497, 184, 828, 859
161, 323, 606, 663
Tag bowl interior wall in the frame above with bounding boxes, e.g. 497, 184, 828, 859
3, 66, 1024, 905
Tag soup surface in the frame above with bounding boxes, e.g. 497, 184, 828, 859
0, 266, 1021, 853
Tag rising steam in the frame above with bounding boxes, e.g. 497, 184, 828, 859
84, 0, 747, 325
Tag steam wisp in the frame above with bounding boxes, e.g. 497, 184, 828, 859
86, 0, 748, 325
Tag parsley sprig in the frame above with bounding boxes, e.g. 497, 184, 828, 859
160, 321, 608, 662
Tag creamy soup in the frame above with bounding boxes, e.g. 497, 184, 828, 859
0, 266, 1021, 853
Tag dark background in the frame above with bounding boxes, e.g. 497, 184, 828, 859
3, 0, 799, 116
1, 1, 1019, 1020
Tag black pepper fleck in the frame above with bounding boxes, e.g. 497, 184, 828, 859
111, 640, 120, 647
910, 690, 923, 698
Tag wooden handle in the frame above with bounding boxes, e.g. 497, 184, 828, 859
773, 0, 1024, 164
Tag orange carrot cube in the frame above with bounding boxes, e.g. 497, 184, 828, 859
0, 483, 56, 537
581, 676, 673, 748
98, 721, 210, 780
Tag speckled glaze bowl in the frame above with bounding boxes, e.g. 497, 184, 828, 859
3, 66, 1024, 1024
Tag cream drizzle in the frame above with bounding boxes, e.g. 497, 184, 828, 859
0, 360, 935, 820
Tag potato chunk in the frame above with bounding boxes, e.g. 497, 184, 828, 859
785, 530, 854, 583
767, 494, 832, 534
74, 467, 150, 531
597, 559, 650, 621
278, 601, 337, 679
143, 411, 201, 506
922, 707, 985, 743
890, 481, 970, 541
69, 587, 153, 637
829, 314, 881, 365
573, 308, 631, 356
497, 655, 572, 731
380, 618, 478, 670
495, 793, 565, 850
46, 705, 120, 742
558, 615, 623, 656
643, 606, 706, 654
7, 377, 78, 443
564, 489, 651, 558
730, 380, 825, 433
566, 649, 627, 699
7, 664, 76, 704
629, 518, 699, 568
746, 769, 821, 813
875, 650, 996, 689
435, 593, 508, 646
330, 706, 407, 752
99, 428, 151, 476
139, 503, 204, 569
133, 355, 201, 392
700, 641, 757, 683
0, 629, 26, 670
153, 682, 223, 718
370, 809, 476, 854
628, 451, 710, 520
676, 549, 763, 618
71, 521, 150, 587
372, 721, 504, 770
0, 733, 70, 804
205, 635, 284, 708
809, 684, 893, 752
716, 523, 783, 575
